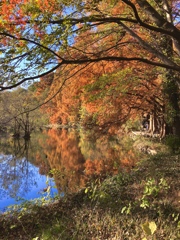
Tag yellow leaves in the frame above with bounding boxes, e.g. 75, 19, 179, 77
0, 18, 5, 27
141, 221, 157, 237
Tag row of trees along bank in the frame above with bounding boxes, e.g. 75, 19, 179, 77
0, 0, 179, 137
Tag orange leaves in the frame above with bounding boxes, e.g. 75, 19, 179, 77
35, 73, 54, 95
0, 38, 8, 45
1, 0, 23, 19
32, 0, 163, 129
0, 0, 27, 36
35, 0, 58, 13
0, 0, 59, 40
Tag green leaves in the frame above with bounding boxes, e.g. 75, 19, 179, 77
84, 68, 135, 101
140, 177, 170, 209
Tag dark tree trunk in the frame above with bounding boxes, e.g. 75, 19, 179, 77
160, 1, 180, 136
137, 0, 180, 137
163, 72, 180, 136
24, 112, 31, 139
13, 118, 21, 139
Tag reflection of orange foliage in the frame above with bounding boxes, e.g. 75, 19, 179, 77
120, 150, 137, 171
84, 149, 137, 177
36, 129, 139, 194
84, 159, 105, 176
84, 157, 116, 176
41, 129, 86, 193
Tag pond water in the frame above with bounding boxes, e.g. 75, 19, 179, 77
0, 128, 137, 212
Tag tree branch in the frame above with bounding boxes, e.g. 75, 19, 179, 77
0, 31, 63, 60
61, 56, 180, 72
0, 64, 61, 91
119, 22, 180, 71
122, 0, 180, 43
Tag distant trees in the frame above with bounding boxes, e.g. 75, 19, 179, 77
0, 87, 49, 138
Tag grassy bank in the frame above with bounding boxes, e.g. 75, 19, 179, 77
0, 138, 180, 240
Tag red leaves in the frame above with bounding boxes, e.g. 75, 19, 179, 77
0, 0, 28, 38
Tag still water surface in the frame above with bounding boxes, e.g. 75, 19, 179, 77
0, 128, 137, 212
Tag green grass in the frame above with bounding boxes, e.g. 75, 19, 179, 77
0, 139, 180, 240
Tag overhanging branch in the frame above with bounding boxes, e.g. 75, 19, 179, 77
0, 63, 61, 91
1, 55, 180, 91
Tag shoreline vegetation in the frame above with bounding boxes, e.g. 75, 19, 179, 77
0, 133, 180, 240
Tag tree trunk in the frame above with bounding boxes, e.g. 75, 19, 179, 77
163, 71, 180, 136
24, 112, 31, 139
160, 1, 180, 136
13, 118, 20, 138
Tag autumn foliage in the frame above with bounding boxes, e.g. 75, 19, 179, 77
36, 43, 163, 131
35, 129, 138, 193
1, 0, 180, 135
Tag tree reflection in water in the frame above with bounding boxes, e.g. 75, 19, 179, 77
0, 128, 138, 211
0, 154, 35, 199
40, 129, 86, 194
41, 128, 138, 194
0, 135, 55, 212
